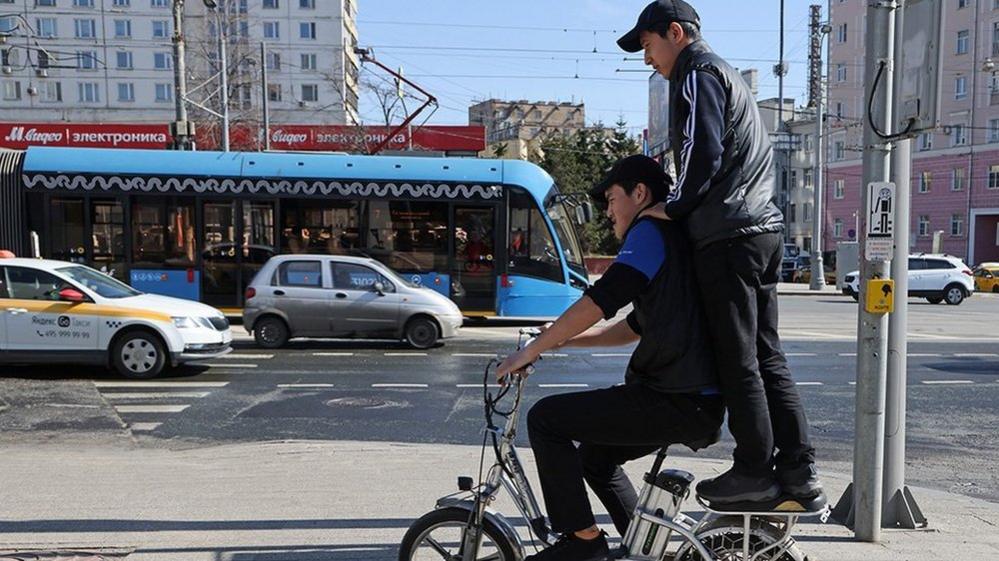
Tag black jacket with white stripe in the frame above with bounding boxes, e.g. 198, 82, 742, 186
665, 40, 784, 249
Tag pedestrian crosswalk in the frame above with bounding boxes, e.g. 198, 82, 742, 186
95, 380, 228, 433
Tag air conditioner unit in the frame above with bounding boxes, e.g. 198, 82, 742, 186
1, 65, 11, 75
35, 68, 48, 78
298, 100, 307, 108
26, 85, 38, 97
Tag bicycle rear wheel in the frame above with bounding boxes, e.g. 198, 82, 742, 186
674, 516, 805, 561
399, 507, 519, 561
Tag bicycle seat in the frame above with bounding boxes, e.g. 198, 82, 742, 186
683, 428, 722, 453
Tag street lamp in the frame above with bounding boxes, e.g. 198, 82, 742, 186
204, 0, 229, 151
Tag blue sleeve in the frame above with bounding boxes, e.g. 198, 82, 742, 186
614, 220, 666, 281
665, 70, 727, 220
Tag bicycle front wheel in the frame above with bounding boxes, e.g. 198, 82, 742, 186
399, 507, 519, 561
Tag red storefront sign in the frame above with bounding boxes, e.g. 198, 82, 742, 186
0, 122, 485, 153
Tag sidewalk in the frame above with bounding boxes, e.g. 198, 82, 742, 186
1, 440, 997, 560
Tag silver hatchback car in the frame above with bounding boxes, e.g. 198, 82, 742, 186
243, 255, 463, 349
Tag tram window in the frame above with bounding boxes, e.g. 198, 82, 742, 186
50, 198, 86, 264
91, 200, 125, 280
363, 201, 448, 273
508, 188, 562, 283
281, 200, 359, 255
132, 199, 195, 268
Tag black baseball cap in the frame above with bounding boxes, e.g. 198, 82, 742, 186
588, 154, 672, 208
617, 0, 701, 53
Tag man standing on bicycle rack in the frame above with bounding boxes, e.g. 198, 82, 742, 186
497, 154, 724, 561
617, 0, 823, 506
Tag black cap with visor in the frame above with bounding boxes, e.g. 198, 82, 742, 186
617, 0, 701, 53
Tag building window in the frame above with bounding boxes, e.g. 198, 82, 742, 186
835, 101, 843, 118
804, 202, 812, 222
300, 53, 317, 70
151, 0, 168, 7
36, 0, 56, 5
116, 51, 133, 69
919, 132, 933, 151
834, 219, 843, 238
117, 82, 134, 102
993, 22, 999, 56
301, 83, 318, 102
919, 171, 932, 193
155, 83, 172, 102
918, 215, 930, 237
263, 21, 279, 39
263, 0, 278, 7
990, 119, 999, 143
803, 134, 813, 152
37, 50, 50, 68
836, 63, 847, 82
0, 49, 14, 67
265, 52, 280, 70
267, 83, 282, 102
2, 80, 21, 101
837, 23, 847, 43
76, 50, 98, 70
957, 30, 970, 54
955, 76, 968, 99
154, 52, 171, 70
959, 0, 968, 7
73, 0, 93, 6
78, 82, 100, 102
952, 167, 965, 191
833, 140, 845, 161
40, 81, 62, 102
951, 214, 964, 236
299, 0, 315, 8
834, 179, 845, 199
804, 168, 813, 188
951, 124, 967, 146
990, 164, 999, 189
300, 22, 316, 39
36, 18, 57, 37
113, 0, 130, 6
789, 204, 797, 223
152, 20, 169, 38
74, 18, 96, 38
114, 19, 131, 38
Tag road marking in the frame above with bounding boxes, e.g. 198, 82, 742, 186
538, 383, 589, 388
838, 353, 857, 357
114, 404, 190, 414
313, 352, 355, 356
907, 332, 960, 340
189, 363, 258, 368
216, 353, 274, 359
909, 353, 942, 357
786, 353, 818, 357
795, 382, 824, 386
592, 353, 631, 357
129, 422, 162, 432
385, 352, 428, 357
921, 380, 974, 385
785, 330, 848, 340
541, 353, 569, 358
452, 353, 497, 358
48, 403, 100, 409
277, 383, 335, 389
954, 353, 998, 358
849, 381, 857, 386
457, 383, 500, 388
94, 381, 230, 388
104, 392, 211, 399
371, 383, 429, 389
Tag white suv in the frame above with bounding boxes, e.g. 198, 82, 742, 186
843, 254, 976, 305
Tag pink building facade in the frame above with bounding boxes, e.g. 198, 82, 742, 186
825, 0, 999, 265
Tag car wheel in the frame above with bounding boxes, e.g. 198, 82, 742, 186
254, 316, 289, 348
112, 330, 166, 379
944, 284, 965, 306
404, 317, 439, 349
850, 292, 859, 302
926, 297, 943, 304
992, 285, 999, 294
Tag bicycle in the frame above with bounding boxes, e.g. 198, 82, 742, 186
400, 328, 830, 561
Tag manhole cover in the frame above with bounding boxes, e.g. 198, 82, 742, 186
326, 397, 408, 410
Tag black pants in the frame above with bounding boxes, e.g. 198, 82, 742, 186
526, 384, 723, 536
693, 232, 816, 476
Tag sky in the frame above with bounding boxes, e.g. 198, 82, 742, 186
355, 0, 822, 133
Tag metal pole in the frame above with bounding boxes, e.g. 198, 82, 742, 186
171, 0, 192, 150
853, 0, 895, 542
261, 41, 270, 151
216, 7, 229, 152
777, 0, 787, 238
883, 0, 926, 529
810, 4, 826, 289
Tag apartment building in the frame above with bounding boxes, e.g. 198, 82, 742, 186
825, 0, 999, 265
469, 99, 586, 159
0, 0, 359, 126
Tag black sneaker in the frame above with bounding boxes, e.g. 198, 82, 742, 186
525, 531, 609, 561
777, 463, 824, 499
696, 468, 781, 504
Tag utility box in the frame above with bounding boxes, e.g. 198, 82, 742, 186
836, 241, 859, 290
897, 0, 943, 136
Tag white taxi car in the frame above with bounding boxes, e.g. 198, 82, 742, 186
0, 258, 232, 378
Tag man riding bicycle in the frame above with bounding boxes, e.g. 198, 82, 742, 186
496, 155, 723, 561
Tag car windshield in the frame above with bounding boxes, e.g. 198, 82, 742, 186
544, 188, 588, 280
56, 266, 142, 299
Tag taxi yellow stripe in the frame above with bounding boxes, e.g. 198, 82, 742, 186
3, 299, 172, 323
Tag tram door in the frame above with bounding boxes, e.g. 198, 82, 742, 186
200, 199, 277, 308
451, 206, 497, 312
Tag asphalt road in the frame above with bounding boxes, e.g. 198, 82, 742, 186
1, 294, 997, 503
